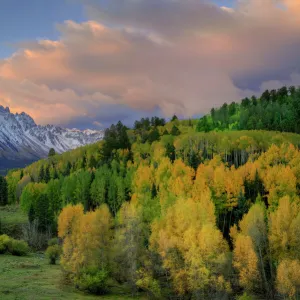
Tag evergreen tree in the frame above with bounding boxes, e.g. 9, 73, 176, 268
151, 184, 157, 199
170, 125, 180, 136
44, 165, 50, 183
0, 176, 8, 206
63, 161, 72, 176
35, 193, 52, 232
171, 115, 178, 122
53, 168, 59, 180
166, 143, 176, 162
28, 204, 35, 224
38, 166, 45, 182
48, 148, 56, 157
101, 121, 131, 160
147, 127, 160, 143
81, 154, 87, 169
188, 150, 201, 170
89, 155, 97, 169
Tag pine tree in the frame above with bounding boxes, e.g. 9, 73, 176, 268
151, 184, 157, 199
48, 148, 56, 157
147, 127, 160, 143
0, 176, 8, 206
28, 204, 35, 224
35, 193, 52, 232
89, 155, 97, 169
171, 115, 178, 122
44, 165, 50, 183
170, 125, 180, 136
63, 161, 72, 176
165, 143, 176, 162
38, 166, 45, 182
53, 168, 59, 180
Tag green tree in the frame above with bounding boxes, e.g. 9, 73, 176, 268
170, 125, 180, 136
35, 193, 53, 232
44, 165, 50, 183
0, 176, 8, 206
165, 143, 176, 162
147, 127, 160, 143
74, 170, 93, 212
38, 166, 45, 182
48, 148, 56, 157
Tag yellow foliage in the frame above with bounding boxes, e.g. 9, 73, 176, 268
58, 204, 84, 239
269, 196, 300, 260
233, 234, 260, 291
150, 194, 230, 295
231, 203, 267, 291
58, 204, 112, 277
133, 164, 154, 194
277, 259, 300, 298
167, 159, 195, 198
262, 166, 297, 208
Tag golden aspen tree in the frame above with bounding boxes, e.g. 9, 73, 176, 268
231, 202, 268, 293
276, 259, 300, 299
150, 193, 230, 297
262, 166, 297, 209
58, 204, 84, 274
233, 234, 260, 291
133, 164, 154, 195
268, 196, 300, 260
58, 204, 112, 283
167, 159, 195, 198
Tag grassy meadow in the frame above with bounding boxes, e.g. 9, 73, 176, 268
0, 253, 146, 300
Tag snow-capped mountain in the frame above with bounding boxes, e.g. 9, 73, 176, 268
0, 106, 104, 166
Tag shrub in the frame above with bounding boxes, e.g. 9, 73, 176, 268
237, 292, 255, 300
45, 245, 61, 265
48, 237, 59, 246
75, 267, 109, 295
0, 234, 12, 254
8, 239, 29, 256
22, 220, 51, 250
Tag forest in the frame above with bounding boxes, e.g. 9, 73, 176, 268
2, 86, 300, 299
196, 86, 300, 133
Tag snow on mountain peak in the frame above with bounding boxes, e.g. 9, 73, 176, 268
0, 107, 104, 163
0, 105, 10, 114
15, 112, 37, 131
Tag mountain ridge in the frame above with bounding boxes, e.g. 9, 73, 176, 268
0, 105, 104, 170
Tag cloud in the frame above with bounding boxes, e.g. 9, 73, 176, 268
1, 0, 300, 127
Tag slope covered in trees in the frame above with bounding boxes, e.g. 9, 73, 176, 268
196, 86, 300, 133
4, 91, 300, 299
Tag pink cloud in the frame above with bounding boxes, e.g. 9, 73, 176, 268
0, 0, 300, 125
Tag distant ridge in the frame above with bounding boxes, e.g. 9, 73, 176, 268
0, 106, 104, 171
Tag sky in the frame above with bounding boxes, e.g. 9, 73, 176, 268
0, 0, 300, 129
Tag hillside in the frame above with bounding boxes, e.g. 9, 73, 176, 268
2, 88, 300, 299
196, 86, 300, 133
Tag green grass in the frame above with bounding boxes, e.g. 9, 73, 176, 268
0, 254, 146, 300
0, 205, 28, 238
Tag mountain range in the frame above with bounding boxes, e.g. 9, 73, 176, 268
0, 106, 104, 173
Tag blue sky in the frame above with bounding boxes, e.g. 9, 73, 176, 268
0, 0, 85, 58
0, 0, 235, 59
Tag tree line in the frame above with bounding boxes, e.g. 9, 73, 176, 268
197, 85, 300, 134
